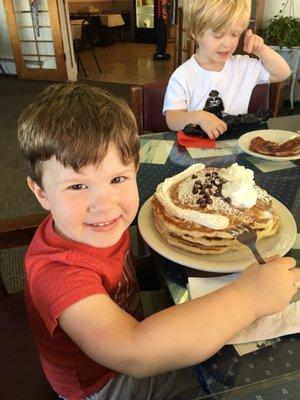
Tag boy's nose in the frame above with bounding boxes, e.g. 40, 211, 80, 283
88, 189, 115, 213
221, 35, 233, 49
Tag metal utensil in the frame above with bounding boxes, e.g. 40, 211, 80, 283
230, 224, 266, 265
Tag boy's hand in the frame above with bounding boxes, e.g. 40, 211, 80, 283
233, 257, 300, 320
243, 29, 265, 56
199, 111, 227, 140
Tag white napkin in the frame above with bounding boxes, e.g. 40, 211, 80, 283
188, 274, 300, 345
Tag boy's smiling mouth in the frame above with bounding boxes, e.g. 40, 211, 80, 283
85, 216, 121, 231
218, 51, 230, 56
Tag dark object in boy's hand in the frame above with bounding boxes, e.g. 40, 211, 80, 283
182, 124, 207, 137
221, 109, 272, 140
183, 109, 272, 140
222, 109, 272, 128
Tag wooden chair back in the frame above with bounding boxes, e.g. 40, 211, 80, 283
0, 213, 57, 399
248, 83, 270, 113
130, 81, 169, 134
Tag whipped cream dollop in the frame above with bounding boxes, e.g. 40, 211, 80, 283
219, 163, 257, 208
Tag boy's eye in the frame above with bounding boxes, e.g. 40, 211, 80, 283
111, 176, 126, 184
68, 184, 87, 190
213, 32, 223, 38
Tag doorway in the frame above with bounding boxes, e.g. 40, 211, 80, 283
3, 0, 67, 81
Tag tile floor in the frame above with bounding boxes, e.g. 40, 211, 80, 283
76, 41, 175, 84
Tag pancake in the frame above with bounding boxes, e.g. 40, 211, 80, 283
152, 163, 279, 255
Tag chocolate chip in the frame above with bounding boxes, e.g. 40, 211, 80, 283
225, 197, 231, 204
191, 174, 198, 179
192, 186, 198, 194
195, 180, 201, 186
196, 197, 205, 204
206, 196, 212, 204
205, 173, 211, 177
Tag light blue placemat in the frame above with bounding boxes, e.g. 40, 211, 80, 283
140, 139, 174, 164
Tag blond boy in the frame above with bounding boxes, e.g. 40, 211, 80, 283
164, 0, 291, 139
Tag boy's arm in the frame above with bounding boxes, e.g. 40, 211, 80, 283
243, 29, 291, 83
59, 280, 253, 377
165, 109, 227, 139
59, 257, 299, 378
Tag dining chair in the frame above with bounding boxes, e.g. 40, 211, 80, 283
271, 48, 300, 112
0, 213, 58, 400
73, 19, 102, 77
0, 62, 6, 76
130, 80, 169, 135
109, 10, 131, 43
270, 79, 290, 117
248, 83, 270, 114
130, 80, 271, 135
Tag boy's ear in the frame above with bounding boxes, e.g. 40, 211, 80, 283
27, 177, 50, 211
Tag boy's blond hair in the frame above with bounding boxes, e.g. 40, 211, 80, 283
184, 0, 251, 38
18, 83, 140, 188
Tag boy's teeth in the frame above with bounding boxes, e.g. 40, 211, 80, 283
92, 220, 113, 226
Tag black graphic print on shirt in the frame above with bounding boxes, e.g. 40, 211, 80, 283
203, 90, 224, 119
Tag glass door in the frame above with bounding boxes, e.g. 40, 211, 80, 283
134, 0, 156, 43
3, 0, 67, 81
135, 0, 154, 29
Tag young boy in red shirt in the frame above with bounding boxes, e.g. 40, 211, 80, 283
18, 83, 299, 400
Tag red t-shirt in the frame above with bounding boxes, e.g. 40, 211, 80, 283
25, 215, 142, 400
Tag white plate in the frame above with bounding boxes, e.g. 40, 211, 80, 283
238, 129, 300, 161
137, 196, 297, 273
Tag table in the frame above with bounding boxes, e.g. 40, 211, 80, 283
137, 114, 300, 400
99, 13, 124, 27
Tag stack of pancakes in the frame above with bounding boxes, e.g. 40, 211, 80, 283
152, 164, 279, 255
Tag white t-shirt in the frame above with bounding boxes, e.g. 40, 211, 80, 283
163, 54, 270, 115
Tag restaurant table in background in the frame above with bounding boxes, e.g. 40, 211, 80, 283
69, 12, 116, 46
99, 13, 125, 27
137, 114, 300, 400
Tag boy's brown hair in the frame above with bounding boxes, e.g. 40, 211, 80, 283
18, 83, 140, 188
184, 0, 251, 38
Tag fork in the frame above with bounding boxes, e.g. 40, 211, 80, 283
230, 224, 266, 265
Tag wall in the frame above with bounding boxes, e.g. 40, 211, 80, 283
262, 0, 300, 25
262, 0, 300, 101
68, 0, 131, 13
